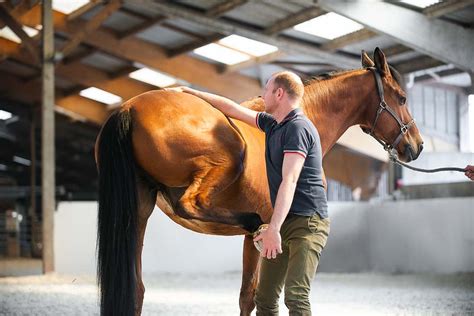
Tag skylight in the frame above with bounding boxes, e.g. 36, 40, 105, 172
218, 35, 278, 57
0, 110, 12, 120
194, 43, 251, 65
79, 87, 122, 105
400, 0, 441, 8
0, 26, 39, 44
129, 68, 177, 87
53, 0, 90, 14
293, 12, 364, 40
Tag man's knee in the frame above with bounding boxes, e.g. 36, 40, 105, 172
284, 286, 311, 315
254, 288, 279, 315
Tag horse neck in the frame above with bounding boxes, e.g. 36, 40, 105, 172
301, 69, 374, 156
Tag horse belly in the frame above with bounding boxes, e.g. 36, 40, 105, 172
156, 191, 247, 236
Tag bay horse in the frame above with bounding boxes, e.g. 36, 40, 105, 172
95, 48, 423, 316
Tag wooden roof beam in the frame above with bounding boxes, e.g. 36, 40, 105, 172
167, 33, 225, 58
15, 5, 263, 101
117, 15, 167, 39
0, 5, 39, 64
320, 29, 377, 52
220, 51, 284, 74
0, 37, 153, 106
319, 0, 474, 71
423, 0, 474, 18
0, 72, 108, 124
66, 0, 102, 21
205, 0, 248, 17
58, 0, 122, 60
0, 0, 39, 28
264, 6, 325, 35
125, 0, 359, 68
394, 55, 445, 74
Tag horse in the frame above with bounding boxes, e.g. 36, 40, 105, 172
94, 48, 424, 316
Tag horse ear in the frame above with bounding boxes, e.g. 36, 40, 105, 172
374, 47, 390, 76
361, 50, 375, 68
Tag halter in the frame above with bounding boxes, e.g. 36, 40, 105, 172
363, 67, 416, 153
363, 67, 465, 173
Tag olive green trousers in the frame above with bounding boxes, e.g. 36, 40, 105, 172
254, 213, 330, 316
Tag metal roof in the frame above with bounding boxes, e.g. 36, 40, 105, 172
0, 0, 473, 197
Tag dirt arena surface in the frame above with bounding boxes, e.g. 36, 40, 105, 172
1, 272, 473, 315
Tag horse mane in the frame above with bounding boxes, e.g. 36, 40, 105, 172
242, 65, 404, 112
304, 65, 404, 88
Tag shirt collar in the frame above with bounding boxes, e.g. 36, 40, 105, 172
278, 108, 302, 126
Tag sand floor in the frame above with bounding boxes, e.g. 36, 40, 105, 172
1, 272, 473, 315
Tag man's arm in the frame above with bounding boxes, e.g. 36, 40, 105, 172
254, 153, 306, 259
166, 86, 259, 129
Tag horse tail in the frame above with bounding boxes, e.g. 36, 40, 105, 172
96, 109, 137, 316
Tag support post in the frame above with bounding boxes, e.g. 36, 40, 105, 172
41, 0, 55, 274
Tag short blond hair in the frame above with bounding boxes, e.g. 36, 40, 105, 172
272, 71, 304, 100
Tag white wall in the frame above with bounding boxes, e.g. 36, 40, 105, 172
54, 202, 243, 275
319, 198, 474, 273
401, 152, 474, 185
55, 198, 474, 275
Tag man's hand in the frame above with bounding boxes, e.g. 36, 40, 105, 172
253, 226, 283, 259
163, 86, 189, 93
465, 165, 474, 181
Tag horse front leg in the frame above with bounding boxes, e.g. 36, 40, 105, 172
240, 234, 261, 316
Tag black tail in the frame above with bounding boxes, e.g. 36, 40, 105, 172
96, 110, 137, 316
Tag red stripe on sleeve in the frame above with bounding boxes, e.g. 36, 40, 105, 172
284, 151, 306, 159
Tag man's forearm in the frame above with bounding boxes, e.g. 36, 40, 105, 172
269, 179, 298, 231
183, 87, 240, 118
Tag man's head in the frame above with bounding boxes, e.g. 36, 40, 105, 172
263, 71, 304, 114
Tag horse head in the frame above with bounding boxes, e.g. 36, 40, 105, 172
360, 47, 424, 162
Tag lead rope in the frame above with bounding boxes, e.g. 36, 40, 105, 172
388, 150, 466, 173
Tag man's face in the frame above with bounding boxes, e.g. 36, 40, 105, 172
263, 77, 278, 114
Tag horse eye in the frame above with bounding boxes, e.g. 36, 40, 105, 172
399, 96, 406, 105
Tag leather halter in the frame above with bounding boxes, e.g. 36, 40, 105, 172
363, 67, 415, 152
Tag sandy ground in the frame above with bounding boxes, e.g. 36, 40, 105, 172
0, 272, 473, 315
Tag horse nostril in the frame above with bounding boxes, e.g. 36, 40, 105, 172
418, 144, 424, 154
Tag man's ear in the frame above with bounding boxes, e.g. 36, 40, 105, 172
277, 87, 284, 99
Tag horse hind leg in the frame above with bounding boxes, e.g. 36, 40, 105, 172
240, 234, 261, 316
174, 157, 263, 233
134, 174, 158, 316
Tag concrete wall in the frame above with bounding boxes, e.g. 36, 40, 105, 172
319, 198, 474, 273
54, 202, 243, 275
401, 152, 474, 185
55, 198, 474, 275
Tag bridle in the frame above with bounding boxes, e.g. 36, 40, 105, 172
362, 67, 415, 153
363, 67, 465, 173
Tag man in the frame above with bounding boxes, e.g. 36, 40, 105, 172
167, 71, 329, 315
465, 165, 474, 180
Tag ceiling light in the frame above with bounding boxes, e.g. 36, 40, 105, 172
294, 12, 363, 40
0, 110, 12, 120
194, 43, 250, 65
218, 35, 278, 57
129, 68, 177, 87
400, 0, 441, 8
79, 87, 122, 105
13, 156, 31, 166
53, 0, 90, 14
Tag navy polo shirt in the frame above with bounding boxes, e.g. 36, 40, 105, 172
256, 108, 328, 218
